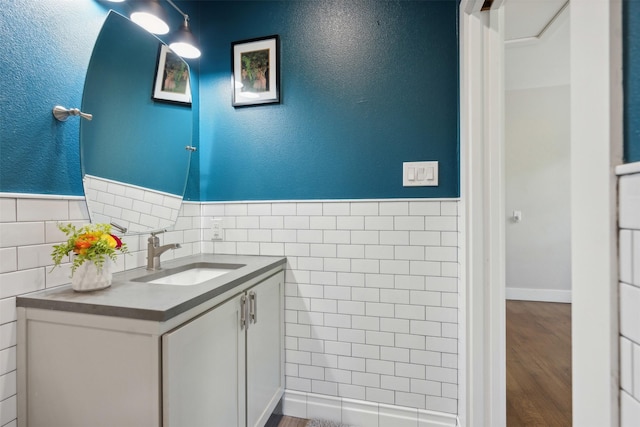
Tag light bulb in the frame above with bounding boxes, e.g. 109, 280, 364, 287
131, 11, 170, 35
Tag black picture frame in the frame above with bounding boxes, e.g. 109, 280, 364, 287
232, 35, 280, 107
152, 44, 192, 106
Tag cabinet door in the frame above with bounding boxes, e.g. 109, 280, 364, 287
163, 294, 246, 427
23, 319, 160, 427
246, 272, 284, 427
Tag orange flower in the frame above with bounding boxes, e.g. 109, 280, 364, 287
73, 233, 99, 254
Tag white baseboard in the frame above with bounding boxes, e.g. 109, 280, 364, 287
282, 390, 458, 427
505, 287, 571, 303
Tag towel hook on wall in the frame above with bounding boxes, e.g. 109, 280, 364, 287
52, 105, 93, 122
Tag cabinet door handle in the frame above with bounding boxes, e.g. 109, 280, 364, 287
249, 291, 257, 324
240, 294, 247, 330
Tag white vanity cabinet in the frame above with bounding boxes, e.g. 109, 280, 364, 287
163, 271, 284, 427
245, 272, 285, 427
17, 265, 284, 427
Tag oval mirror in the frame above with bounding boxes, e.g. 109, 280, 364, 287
81, 11, 193, 234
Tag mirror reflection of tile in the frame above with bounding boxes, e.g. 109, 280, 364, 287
84, 174, 181, 232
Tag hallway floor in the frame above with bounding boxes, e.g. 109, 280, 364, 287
277, 416, 309, 427
266, 413, 308, 427
506, 300, 572, 426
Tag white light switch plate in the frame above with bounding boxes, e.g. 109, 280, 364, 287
403, 161, 438, 187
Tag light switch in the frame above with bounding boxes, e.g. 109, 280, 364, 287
403, 161, 438, 187
408, 167, 416, 181
426, 167, 434, 180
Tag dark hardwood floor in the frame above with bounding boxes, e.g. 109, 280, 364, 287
277, 416, 309, 427
506, 300, 572, 426
265, 413, 309, 427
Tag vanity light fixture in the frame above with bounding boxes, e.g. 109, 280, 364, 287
130, 0, 170, 35
166, 0, 201, 59
127, 0, 201, 58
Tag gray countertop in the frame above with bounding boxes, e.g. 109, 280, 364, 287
16, 254, 286, 322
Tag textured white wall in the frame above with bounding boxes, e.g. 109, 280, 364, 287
504, 86, 571, 301
505, 12, 571, 301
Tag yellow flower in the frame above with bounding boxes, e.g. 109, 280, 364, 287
101, 233, 118, 248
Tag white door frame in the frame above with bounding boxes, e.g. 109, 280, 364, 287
459, 2, 506, 426
459, 1, 622, 426
569, 1, 622, 425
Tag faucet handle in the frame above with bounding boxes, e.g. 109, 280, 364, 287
150, 229, 168, 237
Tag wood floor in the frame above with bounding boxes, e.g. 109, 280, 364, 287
277, 416, 309, 427
265, 413, 309, 427
506, 300, 572, 426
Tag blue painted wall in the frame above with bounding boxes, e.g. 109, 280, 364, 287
624, 0, 640, 164
0, 0, 107, 195
199, 0, 460, 201
2, 1, 458, 201
4, 1, 640, 201
0, 0, 201, 199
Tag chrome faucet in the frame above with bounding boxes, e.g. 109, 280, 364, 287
147, 230, 181, 270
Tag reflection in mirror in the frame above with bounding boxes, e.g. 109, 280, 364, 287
81, 11, 193, 234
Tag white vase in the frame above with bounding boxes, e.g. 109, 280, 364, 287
71, 259, 113, 292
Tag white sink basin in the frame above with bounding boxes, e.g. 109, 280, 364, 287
147, 268, 234, 286
133, 262, 245, 286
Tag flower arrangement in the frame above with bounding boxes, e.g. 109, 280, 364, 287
51, 223, 128, 274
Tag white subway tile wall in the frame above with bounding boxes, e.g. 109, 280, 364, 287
0, 195, 202, 427
203, 200, 460, 414
619, 170, 640, 427
0, 195, 460, 426
83, 175, 183, 232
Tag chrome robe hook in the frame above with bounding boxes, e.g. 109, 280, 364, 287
52, 105, 93, 121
